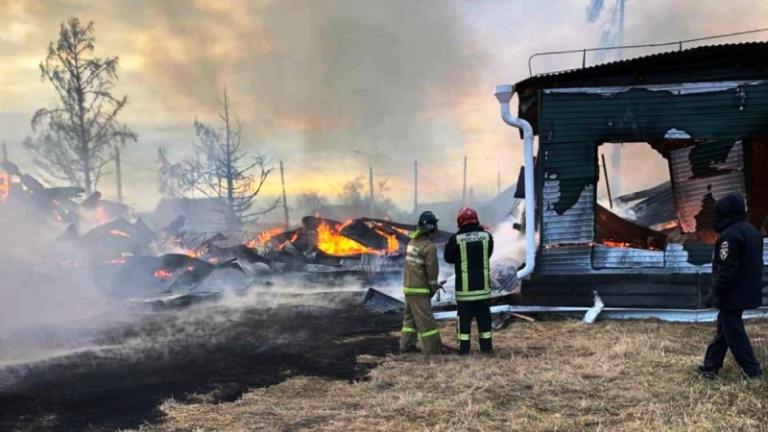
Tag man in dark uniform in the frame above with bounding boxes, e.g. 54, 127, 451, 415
698, 192, 764, 379
444, 207, 494, 355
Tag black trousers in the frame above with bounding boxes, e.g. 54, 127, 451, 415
457, 299, 492, 354
702, 309, 762, 376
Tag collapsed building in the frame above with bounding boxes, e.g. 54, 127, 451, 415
503, 42, 768, 309
0, 160, 453, 308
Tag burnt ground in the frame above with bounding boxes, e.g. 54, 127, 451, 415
0, 293, 401, 432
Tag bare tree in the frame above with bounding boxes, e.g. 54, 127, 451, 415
156, 147, 187, 199
171, 90, 278, 228
338, 176, 367, 212
296, 192, 328, 216
337, 176, 405, 219
24, 17, 136, 193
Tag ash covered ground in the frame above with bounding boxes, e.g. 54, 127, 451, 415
0, 288, 401, 432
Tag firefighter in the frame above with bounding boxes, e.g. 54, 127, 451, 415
400, 210, 443, 355
444, 207, 494, 355
698, 193, 764, 380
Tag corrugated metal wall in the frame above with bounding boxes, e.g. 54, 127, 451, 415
537, 81, 768, 276
669, 141, 745, 233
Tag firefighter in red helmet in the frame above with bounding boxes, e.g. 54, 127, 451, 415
444, 207, 494, 355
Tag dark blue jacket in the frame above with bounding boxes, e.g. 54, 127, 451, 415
711, 193, 764, 310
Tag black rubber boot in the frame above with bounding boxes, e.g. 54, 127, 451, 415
697, 365, 718, 380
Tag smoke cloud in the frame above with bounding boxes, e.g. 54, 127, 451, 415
131, 0, 486, 162
2, 0, 768, 211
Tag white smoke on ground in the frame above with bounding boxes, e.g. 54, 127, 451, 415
0, 268, 370, 369
0, 207, 111, 340
376, 205, 530, 306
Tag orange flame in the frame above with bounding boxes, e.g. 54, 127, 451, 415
601, 240, 634, 248
109, 229, 131, 238
276, 231, 300, 250
154, 268, 173, 279
182, 249, 199, 258
374, 228, 400, 254
0, 171, 8, 204
697, 229, 718, 245
392, 227, 411, 236
316, 221, 374, 256
94, 206, 110, 225
247, 227, 285, 248
369, 221, 405, 254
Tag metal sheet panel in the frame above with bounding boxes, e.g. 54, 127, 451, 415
538, 245, 593, 275
541, 180, 595, 245
669, 141, 746, 233
764, 239, 768, 263
664, 243, 712, 273
592, 245, 665, 269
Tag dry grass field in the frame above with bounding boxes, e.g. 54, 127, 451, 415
131, 318, 768, 432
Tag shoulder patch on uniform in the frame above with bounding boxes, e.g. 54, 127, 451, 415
719, 241, 729, 261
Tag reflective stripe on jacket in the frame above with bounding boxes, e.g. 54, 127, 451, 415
444, 224, 493, 301
403, 234, 440, 296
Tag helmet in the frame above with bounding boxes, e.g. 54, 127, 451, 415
417, 210, 439, 233
456, 207, 479, 228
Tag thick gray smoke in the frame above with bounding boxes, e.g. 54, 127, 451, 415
133, 0, 486, 162
0, 209, 109, 340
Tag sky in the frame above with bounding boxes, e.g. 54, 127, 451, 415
1, 0, 768, 215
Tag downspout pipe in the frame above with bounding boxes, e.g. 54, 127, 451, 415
495, 84, 536, 280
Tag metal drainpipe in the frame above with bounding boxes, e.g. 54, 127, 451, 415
495, 84, 536, 279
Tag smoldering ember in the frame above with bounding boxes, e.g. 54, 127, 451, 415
3, 2, 768, 432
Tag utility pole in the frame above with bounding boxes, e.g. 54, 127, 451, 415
115, 146, 123, 204
279, 160, 290, 228
413, 160, 418, 214
487, 157, 501, 196
462, 156, 467, 205
368, 156, 375, 217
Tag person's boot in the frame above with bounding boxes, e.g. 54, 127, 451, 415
421, 334, 443, 355
480, 339, 494, 355
697, 365, 718, 380
440, 344, 456, 355
457, 340, 470, 356
743, 368, 764, 380
399, 333, 418, 354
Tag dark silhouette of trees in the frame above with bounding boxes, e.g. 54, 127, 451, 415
24, 17, 136, 193
162, 90, 278, 228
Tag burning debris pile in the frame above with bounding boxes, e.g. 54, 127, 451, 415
0, 159, 459, 309
248, 216, 450, 270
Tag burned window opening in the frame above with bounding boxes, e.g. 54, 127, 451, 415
745, 136, 768, 236
595, 142, 671, 252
